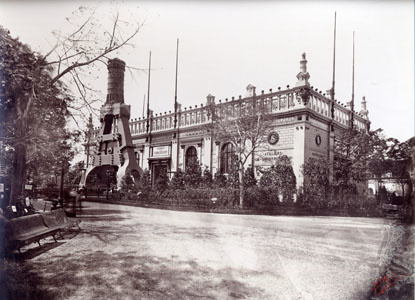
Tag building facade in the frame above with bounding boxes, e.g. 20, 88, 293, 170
86, 54, 370, 187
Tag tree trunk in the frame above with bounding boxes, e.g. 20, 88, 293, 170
239, 162, 244, 209
400, 181, 406, 199
9, 95, 32, 206
10, 143, 27, 205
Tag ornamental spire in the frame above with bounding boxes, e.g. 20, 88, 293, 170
295, 52, 310, 87
360, 96, 369, 119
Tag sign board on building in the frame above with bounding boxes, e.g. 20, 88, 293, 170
0, 183, 4, 193
153, 146, 170, 157
254, 150, 281, 166
181, 130, 207, 139
25, 184, 33, 190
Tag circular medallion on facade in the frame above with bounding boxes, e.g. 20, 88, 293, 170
315, 134, 322, 146
267, 132, 279, 145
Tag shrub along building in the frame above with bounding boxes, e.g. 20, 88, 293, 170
82, 53, 370, 189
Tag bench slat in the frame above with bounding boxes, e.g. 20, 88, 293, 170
6, 215, 47, 237
5, 214, 62, 252
41, 209, 81, 230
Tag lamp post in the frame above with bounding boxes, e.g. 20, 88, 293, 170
59, 143, 70, 207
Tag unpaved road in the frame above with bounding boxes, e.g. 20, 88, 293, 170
13, 202, 403, 299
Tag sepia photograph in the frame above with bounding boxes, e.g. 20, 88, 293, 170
0, 1, 414, 299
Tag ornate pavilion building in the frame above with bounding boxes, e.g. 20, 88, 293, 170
85, 54, 370, 188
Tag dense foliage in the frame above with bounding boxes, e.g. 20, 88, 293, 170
0, 26, 74, 203
184, 156, 202, 187
170, 168, 185, 190
300, 158, 330, 208
259, 155, 296, 203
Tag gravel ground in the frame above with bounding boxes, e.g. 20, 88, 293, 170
1, 202, 413, 300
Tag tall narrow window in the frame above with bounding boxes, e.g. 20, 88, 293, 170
220, 143, 236, 174
185, 146, 198, 171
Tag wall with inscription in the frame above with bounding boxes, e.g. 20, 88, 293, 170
180, 129, 208, 141
272, 125, 294, 150
254, 149, 293, 167
304, 118, 329, 161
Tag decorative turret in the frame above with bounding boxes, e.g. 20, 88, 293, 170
245, 84, 256, 97
360, 96, 369, 119
296, 52, 310, 87
206, 94, 215, 106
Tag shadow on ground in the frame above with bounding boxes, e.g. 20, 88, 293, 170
76, 208, 130, 223
1, 239, 71, 299
2, 250, 266, 300
77, 209, 127, 216
0, 257, 57, 300
0, 228, 83, 299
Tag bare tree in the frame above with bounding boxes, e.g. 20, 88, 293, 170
43, 5, 143, 120
207, 97, 272, 208
1, 5, 143, 203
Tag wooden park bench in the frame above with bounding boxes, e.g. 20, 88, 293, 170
40, 208, 81, 232
5, 209, 81, 254
5, 214, 62, 254
31, 199, 53, 213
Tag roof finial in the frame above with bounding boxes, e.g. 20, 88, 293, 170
360, 96, 369, 120
296, 52, 310, 87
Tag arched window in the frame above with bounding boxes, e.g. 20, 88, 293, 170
221, 143, 236, 174
185, 146, 198, 171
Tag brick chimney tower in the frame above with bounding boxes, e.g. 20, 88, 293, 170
80, 58, 142, 190
106, 58, 125, 104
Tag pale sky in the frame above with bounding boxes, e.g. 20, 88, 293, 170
1, 1, 414, 141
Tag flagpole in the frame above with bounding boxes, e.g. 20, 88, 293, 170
331, 12, 337, 118
174, 39, 180, 173
142, 94, 146, 118
174, 39, 179, 129
146, 51, 151, 135
351, 31, 355, 129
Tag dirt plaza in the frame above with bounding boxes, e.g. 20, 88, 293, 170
2, 201, 413, 300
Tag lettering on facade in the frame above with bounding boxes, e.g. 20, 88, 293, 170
153, 146, 170, 157
254, 150, 281, 165
181, 130, 206, 139
272, 117, 295, 125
